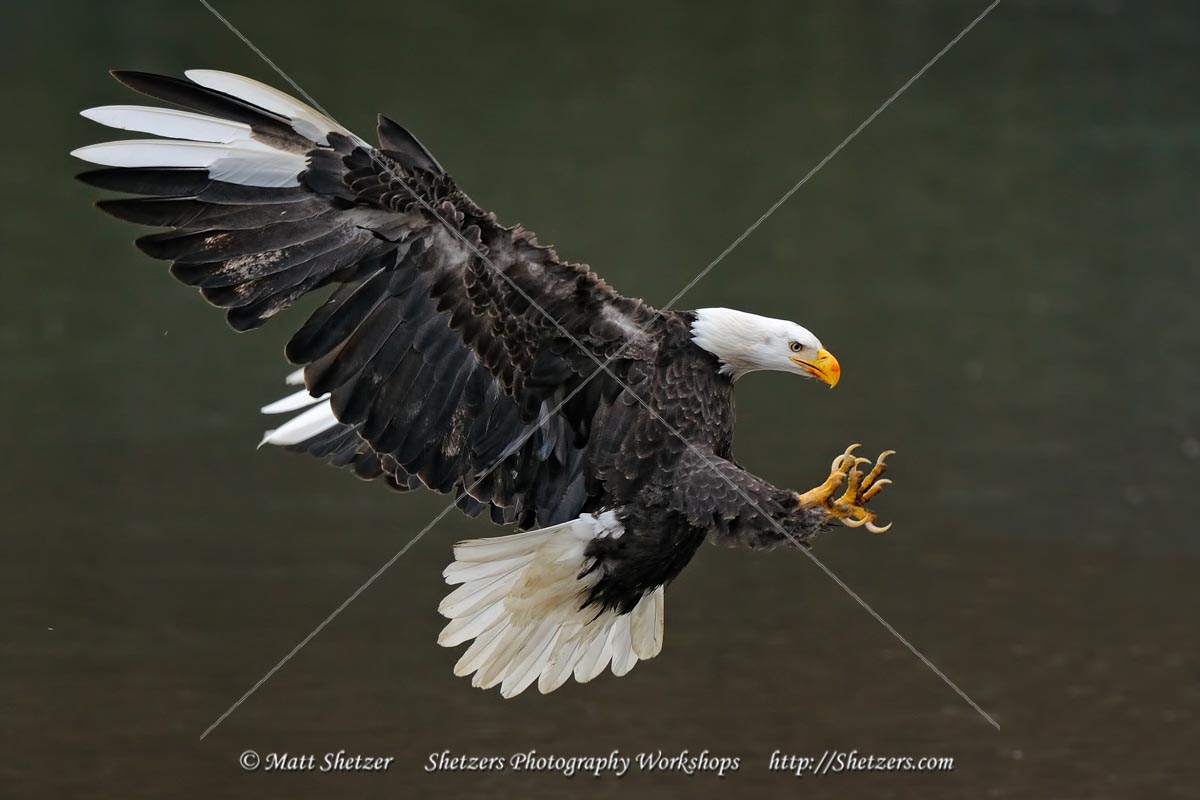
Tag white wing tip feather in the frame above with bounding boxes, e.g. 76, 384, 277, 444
438, 513, 665, 698
72, 68, 349, 187
260, 388, 329, 415
256, 369, 335, 448
257, 398, 337, 448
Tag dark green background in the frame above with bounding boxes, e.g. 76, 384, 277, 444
3, 1, 1197, 797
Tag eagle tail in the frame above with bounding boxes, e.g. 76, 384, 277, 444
438, 512, 665, 697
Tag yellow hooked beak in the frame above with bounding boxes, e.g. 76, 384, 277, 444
791, 348, 841, 388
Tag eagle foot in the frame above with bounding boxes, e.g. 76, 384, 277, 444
796, 444, 895, 534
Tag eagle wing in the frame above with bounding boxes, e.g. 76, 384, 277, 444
672, 449, 832, 550
73, 70, 658, 528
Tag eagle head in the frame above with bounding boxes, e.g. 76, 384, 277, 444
690, 307, 840, 386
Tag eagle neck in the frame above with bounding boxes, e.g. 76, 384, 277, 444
688, 307, 764, 381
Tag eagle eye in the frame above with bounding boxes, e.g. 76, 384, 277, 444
788, 341, 802, 353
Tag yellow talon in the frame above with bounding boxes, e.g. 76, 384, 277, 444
799, 444, 896, 533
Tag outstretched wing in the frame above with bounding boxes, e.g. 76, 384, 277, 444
73, 70, 658, 528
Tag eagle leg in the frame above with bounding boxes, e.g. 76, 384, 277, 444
796, 445, 896, 534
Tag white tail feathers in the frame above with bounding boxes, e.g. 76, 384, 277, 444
258, 369, 335, 448
439, 512, 666, 698
72, 69, 354, 188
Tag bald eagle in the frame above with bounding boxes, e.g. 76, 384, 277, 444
73, 70, 896, 697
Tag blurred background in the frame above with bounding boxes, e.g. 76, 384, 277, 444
3, 0, 1198, 797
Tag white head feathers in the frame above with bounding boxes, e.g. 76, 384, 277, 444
690, 307, 829, 381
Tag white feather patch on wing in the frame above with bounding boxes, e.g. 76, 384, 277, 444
258, 398, 338, 447
70, 139, 305, 188
438, 511, 666, 698
184, 69, 355, 145
80, 105, 254, 144
260, 388, 330, 415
